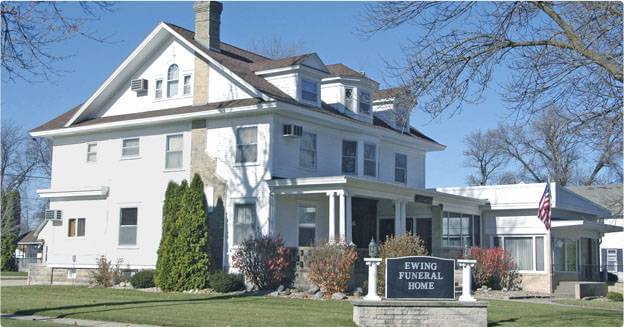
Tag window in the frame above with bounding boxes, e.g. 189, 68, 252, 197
122, 138, 140, 157
299, 132, 317, 169
473, 215, 481, 247
119, 208, 138, 246
167, 64, 179, 97
553, 239, 577, 272
341, 140, 357, 174
395, 153, 407, 183
233, 204, 256, 245
86, 143, 97, 163
183, 74, 192, 95
565, 240, 577, 271
345, 87, 354, 111
363, 143, 377, 177
298, 206, 316, 246
497, 235, 545, 272
155, 79, 163, 99
359, 90, 371, 115
606, 249, 618, 272
442, 212, 479, 248
165, 134, 183, 169
235, 126, 257, 163
67, 218, 85, 237
301, 79, 318, 102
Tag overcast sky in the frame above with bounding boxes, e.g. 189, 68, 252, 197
2, 1, 513, 190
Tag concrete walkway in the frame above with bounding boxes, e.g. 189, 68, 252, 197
0, 276, 28, 286
0, 314, 161, 327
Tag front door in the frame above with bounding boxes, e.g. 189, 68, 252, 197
351, 197, 378, 248
415, 218, 433, 254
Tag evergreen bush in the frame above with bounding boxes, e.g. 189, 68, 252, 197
1, 191, 20, 271
155, 181, 182, 290
209, 271, 244, 293
377, 232, 428, 294
232, 236, 292, 290
607, 291, 623, 302
131, 270, 155, 289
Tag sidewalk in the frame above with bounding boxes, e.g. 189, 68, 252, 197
0, 314, 161, 327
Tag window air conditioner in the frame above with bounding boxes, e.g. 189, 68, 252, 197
130, 79, 148, 92
44, 210, 62, 221
283, 124, 303, 137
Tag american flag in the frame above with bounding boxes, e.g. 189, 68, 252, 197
538, 183, 552, 230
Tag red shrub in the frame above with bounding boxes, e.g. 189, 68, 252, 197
307, 242, 358, 294
469, 247, 517, 290
232, 236, 292, 290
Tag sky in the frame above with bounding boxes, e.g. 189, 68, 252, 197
2, 1, 514, 191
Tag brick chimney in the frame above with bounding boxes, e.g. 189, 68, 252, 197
193, 1, 223, 51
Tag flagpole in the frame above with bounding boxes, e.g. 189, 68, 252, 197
546, 177, 553, 297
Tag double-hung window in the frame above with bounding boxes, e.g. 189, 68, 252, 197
165, 134, 183, 169
359, 90, 371, 115
442, 212, 481, 248
606, 249, 618, 272
301, 79, 318, 103
298, 206, 317, 246
341, 140, 357, 174
235, 126, 257, 163
167, 64, 179, 97
155, 79, 163, 99
122, 138, 140, 158
183, 74, 192, 95
67, 218, 85, 237
363, 143, 377, 177
87, 143, 97, 163
119, 208, 138, 246
299, 132, 317, 169
497, 235, 545, 271
395, 153, 407, 183
233, 204, 256, 245
345, 87, 355, 111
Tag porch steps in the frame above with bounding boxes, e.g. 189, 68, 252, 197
553, 281, 576, 298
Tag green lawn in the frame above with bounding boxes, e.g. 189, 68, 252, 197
554, 299, 623, 311
1, 286, 622, 327
0, 271, 28, 277
0, 319, 65, 327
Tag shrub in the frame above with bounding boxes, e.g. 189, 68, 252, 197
307, 242, 358, 294
89, 256, 123, 287
232, 236, 292, 290
469, 247, 520, 290
377, 233, 428, 293
131, 270, 155, 289
607, 291, 623, 302
209, 271, 245, 293
155, 175, 214, 291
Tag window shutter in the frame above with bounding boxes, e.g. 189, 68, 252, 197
618, 249, 623, 273
601, 249, 607, 268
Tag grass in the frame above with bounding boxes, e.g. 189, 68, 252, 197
1, 286, 622, 327
0, 319, 65, 326
0, 271, 28, 277
554, 298, 623, 311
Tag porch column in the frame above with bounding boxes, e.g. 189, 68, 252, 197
269, 192, 277, 236
327, 191, 336, 242
339, 191, 346, 242
394, 200, 406, 236
346, 192, 353, 244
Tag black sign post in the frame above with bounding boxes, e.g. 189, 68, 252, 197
385, 256, 455, 300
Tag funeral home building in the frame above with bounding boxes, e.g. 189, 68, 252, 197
29, 1, 620, 294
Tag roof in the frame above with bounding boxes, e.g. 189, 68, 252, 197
17, 230, 43, 244
326, 63, 367, 79
374, 87, 409, 101
31, 22, 439, 146
568, 184, 623, 217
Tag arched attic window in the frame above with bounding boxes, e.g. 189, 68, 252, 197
167, 64, 179, 97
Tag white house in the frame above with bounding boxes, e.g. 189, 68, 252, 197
29, 1, 620, 293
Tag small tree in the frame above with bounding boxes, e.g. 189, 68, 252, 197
377, 233, 428, 294
1, 191, 20, 271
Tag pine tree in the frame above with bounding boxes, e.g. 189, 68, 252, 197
155, 181, 181, 290
1, 191, 21, 271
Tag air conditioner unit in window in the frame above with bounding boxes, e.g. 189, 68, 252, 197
44, 210, 62, 221
283, 124, 303, 137
130, 79, 148, 92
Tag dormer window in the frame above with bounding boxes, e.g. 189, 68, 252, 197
301, 79, 318, 103
167, 64, 179, 98
345, 87, 355, 111
359, 90, 371, 115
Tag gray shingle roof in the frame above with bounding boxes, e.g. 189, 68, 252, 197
568, 184, 623, 217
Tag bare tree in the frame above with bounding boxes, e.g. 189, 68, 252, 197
361, 2, 623, 122
248, 37, 306, 59
1, 1, 114, 82
463, 130, 507, 185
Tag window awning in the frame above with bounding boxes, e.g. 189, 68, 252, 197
37, 186, 109, 200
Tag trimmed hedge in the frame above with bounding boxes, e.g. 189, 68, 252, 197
209, 272, 245, 293
607, 291, 623, 302
131, 270, 155, 289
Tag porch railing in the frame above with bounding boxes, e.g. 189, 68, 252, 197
553, 264, 609, 282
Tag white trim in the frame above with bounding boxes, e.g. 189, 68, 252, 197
37, 187, 109, 199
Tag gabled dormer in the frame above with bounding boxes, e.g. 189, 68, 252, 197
373, 87, 415, 132
252, 54, 329, 107
321, 64, 379, 123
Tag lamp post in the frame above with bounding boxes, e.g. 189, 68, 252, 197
364, 237, 382, 301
